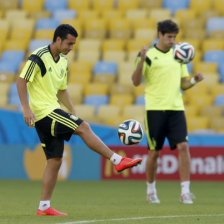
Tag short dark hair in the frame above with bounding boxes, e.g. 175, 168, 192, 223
157, 20, 179, 35
53, 24, 78, 42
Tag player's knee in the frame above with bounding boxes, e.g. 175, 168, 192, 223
177, 142, 188, 151
75, 121, 91, 135
148, 150, 160, 160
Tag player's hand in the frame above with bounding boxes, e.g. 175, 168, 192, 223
23, 108, 36, 128
194, 72, 204, 83
140, 46, 148, 61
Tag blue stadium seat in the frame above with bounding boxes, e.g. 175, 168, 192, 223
203, 51, 224, 67
44, 0, 68, 12
0, 61, 18, 74
84, 95, 109, 113
29, 39, 51, 52
8, 83, 22, 109
36, 18, 60, 30
218, 63, 224, 82
206, 17, 224, 34
187, 62, 193, 74
52, 10, 77, 21
93, 61, 118, 74
135, 95, 145, 105
214, 94, 224, 107
163, 0, 189, 15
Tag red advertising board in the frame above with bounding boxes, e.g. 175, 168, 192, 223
101, 146, 224, 181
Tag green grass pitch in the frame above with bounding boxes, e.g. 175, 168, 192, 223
0, 180, 223, 224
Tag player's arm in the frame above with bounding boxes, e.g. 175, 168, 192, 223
16, 77, 36, 127
132, 46, 148, 86
181, 72, 204, 90
57, 89, 77, 116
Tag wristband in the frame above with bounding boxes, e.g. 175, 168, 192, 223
190, 77, 196, 85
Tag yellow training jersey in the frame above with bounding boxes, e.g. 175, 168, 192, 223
20, 45, 68, 121
134, 45, 189, 110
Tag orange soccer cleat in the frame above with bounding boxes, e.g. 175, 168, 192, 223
37, 207, 68, 216
115, 157, 142, 172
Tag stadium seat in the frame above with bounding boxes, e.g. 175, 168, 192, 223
206, 17, 224, 34
0, 0, 18, 10
10, 29, 33, 45
102, 39, 126, 51
175, 9, 196, 23
101, 10, 124, 21
83, 19, 107, 39
102, 50, 126, 63
185, 105, 199, 117
214, 0, 224, 14
83, 95, 109, 113
109, 83, 134, 95
0, 20, 10, 42
66, 83, 83, 105
28, 39, 51, 52
117, 0, 140, 10
36, 18, 60, 30
202, 39, 224, 53
69, 61, 92, 74
122, 105, 145, 119
74, 104, 96, 122
139, 0, 162, 9
134, 28, 157, 41
11, 19, 35, 31
198, 10, 221, 24
44, 0, 68, 12
127, 39, 151, 53
4, 40, 28, 51
125, 9, 148, 20
52, 10, 77, 22
110, 94, 133, 107
133, 18, 157, 30
0, 50, 25, 67
76, 50, 100, 64
210, 117, 224, 133
78, 39, 102, 51
28, 11, 51, 20
214, 94, 224, 107
183, 29, 206, 40
190, 0, 212, 13
5, 10, 27, 22
8, 82, 22, 108
93, 61, 118, 75
0, 83, 11, 106
200, 105, 223, 118
203, 51, 224, 67
84, 83, 109, 96
34, 29, 54, 40
218, 63, 224, 82
78, 10, 100, 20
69, 73, 92, 85
188, 95, 213, 107
97, 105, 122, 124
135, 95, 145, 105
68, 0, 91, 10
193, 62, 218, 74
209, 30, 224, 39
149, 9, 171, 21
187, 116, 209, 133
22, 0, 45, 12
0, 73, 16, 83
163, 0, 189, 15
92, 0, 114, 10
134, 83, 145, 96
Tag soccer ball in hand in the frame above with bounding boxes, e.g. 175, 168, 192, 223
173, 42, 195, 64
118, 119, 144, 145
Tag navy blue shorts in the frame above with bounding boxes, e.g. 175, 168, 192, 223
35, 109, 83, 159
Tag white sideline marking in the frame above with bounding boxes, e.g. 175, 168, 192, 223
57, 213, 224, 224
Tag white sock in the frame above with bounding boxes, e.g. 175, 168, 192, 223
110, 153, 122, 165
181, 181, 190, 195
146, 181, 157, 195
38, 200, 50, 211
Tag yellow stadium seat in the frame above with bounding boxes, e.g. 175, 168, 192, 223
34, 29, 54, 40
183, 29, 206, 40
74, 104, 96, 122
109, 83, 134, 95
190, 0, 212, 13
4, 40, 28, 51
118, 61, 135, 77
28, 11, 51, 20
214, 0, 224, 14
202, 39, 224, 53
134, 28, 157, 41
117, 0, 140, 10
187, 116, 209, 132
209, 30, 224, 39
200, 105, 223, 118
76, 50, 100, 64
0, 0, 18, 10
127, 50, 139, 63
84, 83, 109, 96
127, 39, 150, 52
122, 105, 145, 119
97, 105, 122, 123
78, 10, 100, 20
149, 9, 171, 21
105, 115, 128, 127
11, 19, 35, 32
202, 73, 219, 86
125, 9, 148, 20
0, 83, 11, 106
134, 83, 145, 96
22, 0, 44, 12
83, 19, 107, 39
102, 39, 126, 51
175, 9, 196, 23
133, 18, 157, 30
101, 10, 124, 21
69, 61, 92, 74
0, 74, 16, 83
110, 94, 133, 107
182, 18, 205, 31
109, 19, 132, 40
188, 95, 214, 107
68, 73, 92, 85
210, 83, 224, 97
0, 11, 3, 18
10, 29, 33, 44
92, 0, 114, 10
0, 20, 10, 43
198, 10, 221, 24
93, 74, 116, 84
139, 0, 162, 9
102, 50, 126, 63
78, 38, 102, 51
66, 83, 83, 105
68, 0, 91, 10
185, 105, 200, 117
210, 117, 224, 133
193, 62, 218, 74
5, 10, 27, 23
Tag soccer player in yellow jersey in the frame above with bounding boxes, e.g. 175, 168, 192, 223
132, 20, 203, 204
17, 24, 142, 216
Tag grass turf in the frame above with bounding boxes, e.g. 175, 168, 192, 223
0, 180, 223, 224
